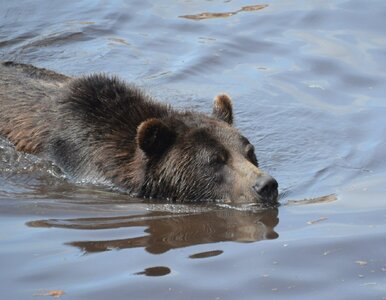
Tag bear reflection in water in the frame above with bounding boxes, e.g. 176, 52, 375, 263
0, 62, 278, 204
27, 208, 278, 254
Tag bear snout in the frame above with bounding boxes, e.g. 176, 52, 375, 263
253, 175, 279, 204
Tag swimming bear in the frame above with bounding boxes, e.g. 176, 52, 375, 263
0, 61, 278, 204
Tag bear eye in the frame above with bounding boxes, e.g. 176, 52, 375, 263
246, 145, 258, 166
208, 152, 227, 166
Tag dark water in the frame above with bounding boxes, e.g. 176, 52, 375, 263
1, 0, 386, 299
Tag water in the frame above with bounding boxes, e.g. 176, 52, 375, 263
1, 0, 386, 299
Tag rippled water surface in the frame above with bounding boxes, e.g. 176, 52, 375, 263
1, 0, 386, 299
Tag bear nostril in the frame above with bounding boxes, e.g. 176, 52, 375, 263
253, 176, 279, 202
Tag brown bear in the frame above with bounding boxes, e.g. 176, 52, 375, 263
0, 61, 278, 204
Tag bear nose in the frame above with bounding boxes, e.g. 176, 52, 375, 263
253, 175, 279, 203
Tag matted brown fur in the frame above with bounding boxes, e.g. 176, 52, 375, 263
0, 62, 278, 204
0, 62, 69, 153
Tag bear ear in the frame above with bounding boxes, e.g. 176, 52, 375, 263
136, 118, 176, 157
212, 94, 233, 125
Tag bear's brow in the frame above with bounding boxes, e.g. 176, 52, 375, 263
190, 128, 228, 152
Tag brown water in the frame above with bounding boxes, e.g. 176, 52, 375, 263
1, 0, 386, 299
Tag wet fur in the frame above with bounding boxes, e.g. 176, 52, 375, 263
0, 62, 233, 200
0, 62, 69, 153
0, 62, 277, 203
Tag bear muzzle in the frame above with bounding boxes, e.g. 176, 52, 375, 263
230, 154, 279, 205
252, 175, 279, 204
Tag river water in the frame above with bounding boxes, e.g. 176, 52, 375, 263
0, 0, 385, 299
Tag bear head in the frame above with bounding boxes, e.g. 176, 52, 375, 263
133, 94, 278, 205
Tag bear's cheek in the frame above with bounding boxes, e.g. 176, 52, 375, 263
212, 168, 226, 185
213, 165, 235, 199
